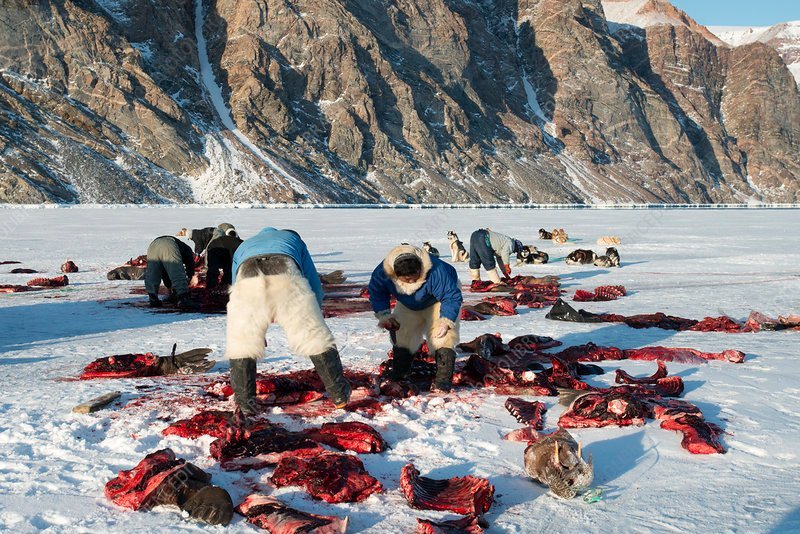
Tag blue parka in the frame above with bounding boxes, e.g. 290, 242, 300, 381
369, 245, 463, 322
232, 228, 324, 306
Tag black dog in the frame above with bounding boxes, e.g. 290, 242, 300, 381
516, 245, 549, 265
594, 247, 620, 268
422, 242, 440, 258
565, 249, 597, 265
538, 228, 553, 240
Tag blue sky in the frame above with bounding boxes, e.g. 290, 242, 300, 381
670, 0, 800, 27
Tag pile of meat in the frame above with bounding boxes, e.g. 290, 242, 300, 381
573, 285, 626, 302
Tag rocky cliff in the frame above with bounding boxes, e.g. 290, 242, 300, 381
0, 0, 798, 203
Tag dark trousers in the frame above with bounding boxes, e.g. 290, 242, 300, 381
469, 229, 496, 270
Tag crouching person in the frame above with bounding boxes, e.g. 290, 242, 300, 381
469, 228, 524, 285
225, 228, 351, 414
369, 245, 463, 392
145, 236, 198, 309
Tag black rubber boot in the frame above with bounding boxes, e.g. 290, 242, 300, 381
177, 292, 200, 310
310, 347, 351, 408
388, 346, 414, 380
229, 358, 257, 415
432, 348, 456, 392
148, 293, 162, 308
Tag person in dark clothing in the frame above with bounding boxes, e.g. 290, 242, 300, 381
177, 223, 237, 255
469, 228, 524, 284
205, 234, 243, 289
145, 236, 198, 309
369, 244, 463, 392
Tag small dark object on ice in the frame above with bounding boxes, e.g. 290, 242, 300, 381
417, 515, 484, 533
504, 398, 547, 430
61, 260, 79, 273
270, 452, 383, 503
236, 494, 348, 532
523, 428, 593, 499
27, 275, 68, 287
319, 270, 347, 286
400, 463, 494, 516
10, 268, 38, 274
0, 261, 21, 265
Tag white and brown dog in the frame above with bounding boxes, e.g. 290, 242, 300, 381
447, 231, 470, 262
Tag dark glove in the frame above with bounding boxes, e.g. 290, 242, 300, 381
182, 486, 233, 526
157, 344, 215, 375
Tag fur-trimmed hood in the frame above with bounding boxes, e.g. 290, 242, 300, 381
382, 245, 433, 295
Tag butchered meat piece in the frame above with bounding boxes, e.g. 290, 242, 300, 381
304, 422, 388, 454
105, 449, 192, 510
504, 398, 546, 430
559, 390, 653, 428
623, 346, 745, 364
236, 494, 348, 533
416, 515, 484, 533
455, 355, 557, 396
211, 428, 323, 472
400, 464, 494, 516
161, 410, 276, 440
651, 399, 726, 454
270, 452, 383, 503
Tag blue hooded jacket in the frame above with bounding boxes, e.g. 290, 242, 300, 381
231, 227, 324, 306
369, 245, 463, 322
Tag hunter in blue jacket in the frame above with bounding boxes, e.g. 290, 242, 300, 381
369, 245, 463, 392
225, 228, 350, 413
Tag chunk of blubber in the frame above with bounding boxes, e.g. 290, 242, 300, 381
72, 392, 121, 414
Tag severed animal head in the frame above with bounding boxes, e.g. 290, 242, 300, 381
523, 428, 593, 499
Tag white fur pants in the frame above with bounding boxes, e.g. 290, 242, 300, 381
224, 264, 335, 360
393, 301, 460, 353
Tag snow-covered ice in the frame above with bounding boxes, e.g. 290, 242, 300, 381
0, 207, 799, 532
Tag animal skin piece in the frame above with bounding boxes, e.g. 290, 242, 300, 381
26, 275, 68, 287
81, 353, 162, 379
0, 284, 41, 293
61, 260, 79, 273
210, 428, 323, 472
303, 422, 388, 454
573, 285, 626, 302
161, 410, 277, 439
416, 515, 484, 533
504, 398, 547, 430
559, 392, 726, 454
400, 464, 495, 516
270, 452, 383, 503
548, 343, 745, 365
454, 355, 557, 396
235, 494, 348, 533
105, 448, 193, 510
